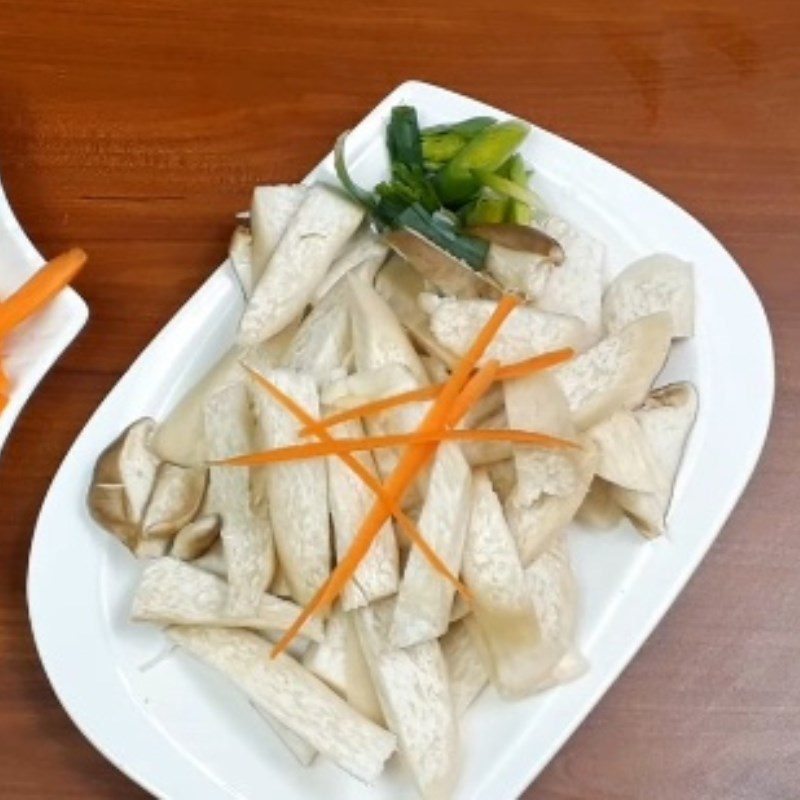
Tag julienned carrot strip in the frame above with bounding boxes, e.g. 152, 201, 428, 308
0, 249, 87, 338
0, 358, 9, 415
270, 295, 520, 658
241, 364, 471, 600
218, 427, 578, 467
300, 346, 575, 435
271, 359, 502, 659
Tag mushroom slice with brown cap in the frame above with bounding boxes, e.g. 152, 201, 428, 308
141, 463, 208, 539
384, 227, 502, 299
610, 382, 698, 537
603, 253, 694, 338
88, 418, 161, 550
485, 244, 552, 301
171, 514, 220, 560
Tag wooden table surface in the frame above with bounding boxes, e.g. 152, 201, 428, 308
0, 1, 798, 797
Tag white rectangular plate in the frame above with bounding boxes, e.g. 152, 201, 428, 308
27, 81, 773, 800
0, 179, 88, 455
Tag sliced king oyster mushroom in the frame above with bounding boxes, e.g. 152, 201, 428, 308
603, 253, 694, 338
88, 418, 161, 550
536, 215, 605, 345
249, 184, 307, 290
169, 626, 396, 783
554, 311, 673, 430
610, 382, 698, 537
171, 514, 221, 560
374, 254, 460, 368
575, 478, 624, 529
141, 463, 208, 539
423, 294, 586, 365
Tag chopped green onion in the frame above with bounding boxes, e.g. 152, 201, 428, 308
474, 169, 540, 207
434, 120, 530, 206
464, 195, 508, 226
394, 203, 489, 269
505, 154, 532, 225
386, 106, 424, 171
422, 116, 496, 138
422, 131, 467, 163
334, 132, 376, 211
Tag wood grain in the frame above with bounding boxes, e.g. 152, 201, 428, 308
0, 1, 798, 797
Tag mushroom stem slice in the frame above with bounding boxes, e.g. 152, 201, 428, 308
171, 514, 221, 560
142, 464, 208, 539
169, 626, 395, 783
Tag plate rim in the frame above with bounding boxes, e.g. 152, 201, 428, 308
0, 173, 89, 456
26, 79, 775, 800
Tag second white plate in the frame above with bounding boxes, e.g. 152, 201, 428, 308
27, 81, 773, 800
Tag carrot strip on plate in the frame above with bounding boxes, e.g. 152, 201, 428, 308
300, 346, 575, 435
0, 248, 87, 339
241, 364, 471, 600
270, 294, 520, 657
0, 359, 8, 415
217, 427, 578, 467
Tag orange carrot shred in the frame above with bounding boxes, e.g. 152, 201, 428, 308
0, 249, 87, 339
300, 346, 575, 436
217, 426, 577, 467
241, 364, 471, 601
270, 294, 520, 658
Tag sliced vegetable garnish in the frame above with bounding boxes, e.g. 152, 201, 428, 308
241, 363, 469, 600
270, 295, 520, 657
422, 116, 496, 139
393, 204, 488, 269
463, 223, 565, 263
434, 120, 530, 206
0, 248, 87, 338
504, 154, 533, 225
474, 169, 540, 208
333, 133, 376, 211
217, 428, 578, 467
301, 347, 575, 435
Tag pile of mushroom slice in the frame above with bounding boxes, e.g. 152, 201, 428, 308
86, 182, 698, 798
